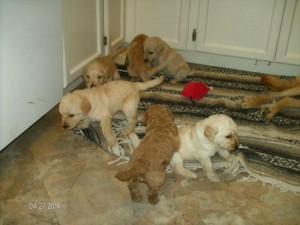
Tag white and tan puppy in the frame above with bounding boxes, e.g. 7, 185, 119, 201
59, 77, 164, 148
82, 47, 127, 88
143, 36, 193, 84
170, 114, 239, 182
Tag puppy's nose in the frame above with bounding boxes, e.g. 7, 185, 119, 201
63, 124, 69, 129
144, 59, 148, 62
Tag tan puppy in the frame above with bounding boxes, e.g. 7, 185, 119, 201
82, 48, 126, 88
143, 36, 193, 84
115, 105, 180, 205
241, 74, 300, 121
59, 77, 164, 147
127, 34, 153, 82
170, 114, 239, 182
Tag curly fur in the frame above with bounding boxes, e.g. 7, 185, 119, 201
115, 105, 180, 205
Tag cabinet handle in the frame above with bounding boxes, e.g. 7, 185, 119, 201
192, 29, 197, 42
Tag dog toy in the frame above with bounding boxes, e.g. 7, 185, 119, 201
181, 82, 209, 103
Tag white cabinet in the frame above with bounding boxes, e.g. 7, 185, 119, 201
126, 0, 191, 49
189, 0, 285, 61
275, 0, 300, 65
63, 0, 126, 89
126, 0, 300, 75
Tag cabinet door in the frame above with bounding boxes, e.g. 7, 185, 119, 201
63, 0, 104, 88
126, 0, 191, 49
275, 0, 300, 65
192, 0, 285, 61
104, 0, 126, 52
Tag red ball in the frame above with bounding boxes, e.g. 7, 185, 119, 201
181, 82, 209, 100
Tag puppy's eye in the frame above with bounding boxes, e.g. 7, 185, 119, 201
69, 114, 75, 117
149, 51, 154, 55
97, 75, 103, 80
86, 75, 90, 79
226, 135, 232, 139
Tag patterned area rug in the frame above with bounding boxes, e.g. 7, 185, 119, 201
76, 64, 300, 193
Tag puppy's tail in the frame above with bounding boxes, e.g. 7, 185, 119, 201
135, 76, 164, 92
109, 47, 128, 59
115, 160, 146, 181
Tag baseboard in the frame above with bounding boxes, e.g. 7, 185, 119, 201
63, 76, 84, 94
179, 50, 300, 77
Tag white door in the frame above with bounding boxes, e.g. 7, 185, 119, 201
126, 0, 191, 49
275, 0, 300, 65
104, 0, 126, 52
191, 0, 285, 61
63, 0, 105, 88
0, 0, 63, 150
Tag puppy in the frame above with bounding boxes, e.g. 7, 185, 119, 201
82, 47, 126, 88
143, 36, 193, 84
127, 34, 153, 82
241, 74, 300, 121
59, 77, 164, 148
170, 114, 239, 182
115, 105, 180, 205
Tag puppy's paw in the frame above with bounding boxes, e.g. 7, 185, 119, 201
241, 97, 258, 109
261, 102, 277, 122
207, 173, 220, 182
108, 143, 121, 156
169, 78, 178, 85
186, 171, 198, 179
106, 137, 116, 148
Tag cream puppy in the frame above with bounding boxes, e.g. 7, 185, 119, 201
170, 114, 239, 182
59, 77, 164, 148
143, 36, 193, 84
82, 47, 127, 88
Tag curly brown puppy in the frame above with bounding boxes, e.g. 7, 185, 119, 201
143, 36, 193, 84
59, 77, 164, 148
241, 74, 300, 121
82, 47, 126, 88
127, 34, 153, 82
115, 105, 180, 205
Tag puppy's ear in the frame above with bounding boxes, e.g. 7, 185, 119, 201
157, 42, 166, 53
80, 96, 91, 115
204, 125, 217, 142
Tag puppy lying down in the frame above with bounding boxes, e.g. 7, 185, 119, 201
170, 114, 239, 182
82, 47, 127, 88
115, 105, 180, 205
59, 77, 164, 149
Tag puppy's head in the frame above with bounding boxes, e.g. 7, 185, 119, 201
202, 114, 239, 151
82, 62, 108, 88
59, 92, 91, 129
143, 37, 166, 63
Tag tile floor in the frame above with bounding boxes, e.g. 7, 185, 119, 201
0, 104, 300, 225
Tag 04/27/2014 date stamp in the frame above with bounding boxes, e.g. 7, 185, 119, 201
28, 202, 61, 210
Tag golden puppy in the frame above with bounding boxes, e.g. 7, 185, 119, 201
59, 77, 164, 148
127, 34, 153, 82
170, 114, 239, 182
143, 36, 193, 84
82, 48, 126, 88
115, 105, 180, 205
241, 74, 300, 121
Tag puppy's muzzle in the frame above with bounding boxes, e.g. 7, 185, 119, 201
229, 140, 239, 151
62, 122, 72, 129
